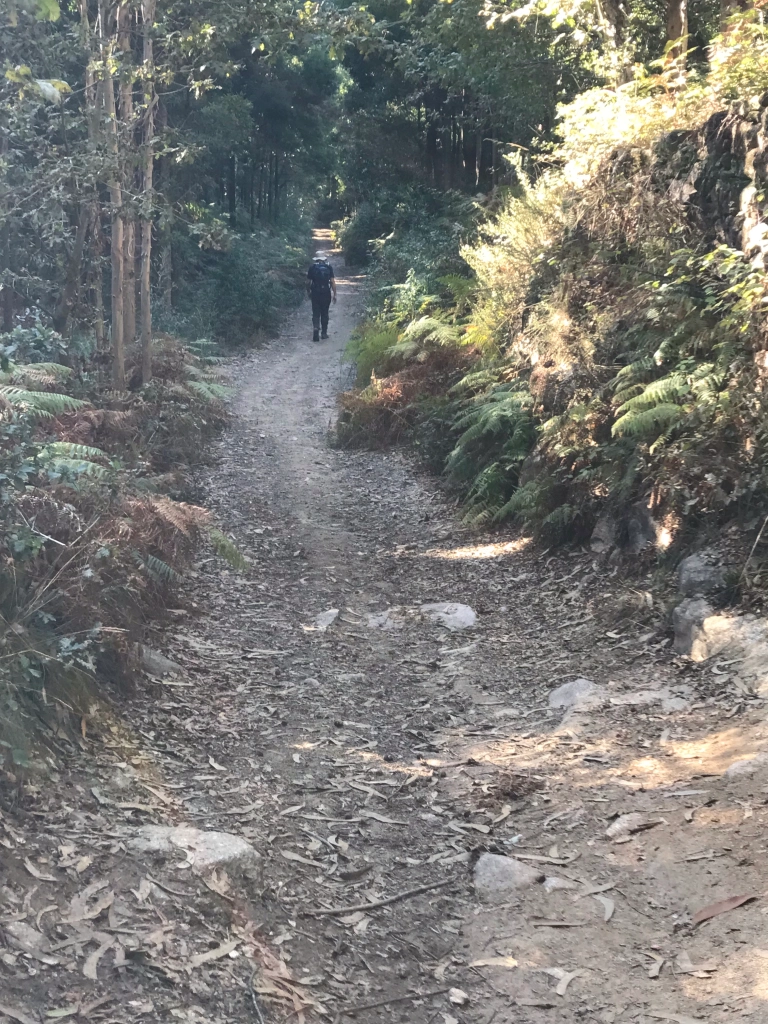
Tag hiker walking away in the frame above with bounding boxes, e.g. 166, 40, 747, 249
307, 251, 336, 342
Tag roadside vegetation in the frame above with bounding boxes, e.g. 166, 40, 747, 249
0, 0, 349, 760
7, 0, 768, 760
333, 1, 768, 572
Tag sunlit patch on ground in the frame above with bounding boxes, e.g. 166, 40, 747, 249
422, 537, 532, 561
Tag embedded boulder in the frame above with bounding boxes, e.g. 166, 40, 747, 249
473, 854, 544, 897
678, 552, 727, 597
128, 825, 260, 874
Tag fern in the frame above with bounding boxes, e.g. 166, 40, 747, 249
0, 387, 85, 418
612, 356, 655, 385
615, 372, 689, 414
37, 442, 110, 481
187, 380, 231, 403
184, 337, 224, 363
612, 402, 684, 438
145, 555, 183, 584
209, 528, 250, 571
401, 316, 463, 348
150, 496, 209, 537
41, 442, 106, 460
132, 550, 183, 585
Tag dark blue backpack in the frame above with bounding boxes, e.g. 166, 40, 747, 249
309, 262, 333, 297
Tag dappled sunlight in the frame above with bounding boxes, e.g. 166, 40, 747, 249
431, 715, 768, 796
675, 946, 768, 1004
422, 537, 532, 561
353, 749, 434, 777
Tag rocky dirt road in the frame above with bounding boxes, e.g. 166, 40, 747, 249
3, 238, 768, 1024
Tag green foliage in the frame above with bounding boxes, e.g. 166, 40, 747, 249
445, 385, 536, 522
36, 441, 112, 483
209, 528, 250, 571
186, 380, 232, 403
0, 386, 85, 418
338, 3, 768, 548
345, 323, 400, 386
333, 203, 393, 265
167, 224, 309, 344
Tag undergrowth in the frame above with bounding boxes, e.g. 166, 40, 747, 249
0, 325, 247, 769
337, 12, 768, 552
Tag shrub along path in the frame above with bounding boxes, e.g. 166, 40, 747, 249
3, 240, 768, 1024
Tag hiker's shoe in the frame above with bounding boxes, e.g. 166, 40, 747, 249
312, 330, 320, 343
321, 332, 329, 340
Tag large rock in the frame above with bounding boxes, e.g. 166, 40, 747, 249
549, 677, 606, 709
590, 515, 618, 555
128, 825, 259, 873
626, 502, 659, 555
672, 598, 714, 659
673, 600, 768, 695
678, 552, 726, 597
420, 602, 477, 631
473, 854, 543, 897
724, 753, 768, 777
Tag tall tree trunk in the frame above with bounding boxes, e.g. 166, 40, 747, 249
0, 127, 12, 331
140, 0, 156, 385
123, 223, 136, 344
273, 154, 280, 221
100, 0, 125, 390
118, 2, 136, 347
155, 96, 171, 311
91, 206, 107, 352
666, 0, 689, 62
249, 161, 255, 229
53, 203, 90, 334
80, 0, 106, 349
267, 153, 273, 220
228, 153, 237, 228
600, 0, 628, 47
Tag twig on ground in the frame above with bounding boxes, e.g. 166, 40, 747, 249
146, 874, 193, 898
340, 987, 452, 1016
249, 967, 267, 1024
741, 513, 768, 582
302, 878, 453, 917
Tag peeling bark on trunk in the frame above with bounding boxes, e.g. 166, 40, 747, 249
118, 2, 136, 348
100, 0, 125, 390
140, 0, 156, 385
666, 0, 689, 62
53, 203, 90, 334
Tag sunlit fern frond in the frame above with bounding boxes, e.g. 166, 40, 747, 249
11, 363, 74, 388
612, 402, 684, 438
401, 316, 463, 347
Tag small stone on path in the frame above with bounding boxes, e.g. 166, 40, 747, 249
420, 602, 477, 631
140, 646, 182, 677
549, 677, 605, 709
474, 853, 544, 897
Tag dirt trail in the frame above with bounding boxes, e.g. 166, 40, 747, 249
3, 236, 768, 1024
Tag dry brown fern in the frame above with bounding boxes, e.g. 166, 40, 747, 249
148, 496, 210, 538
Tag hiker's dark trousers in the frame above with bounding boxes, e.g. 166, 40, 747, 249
311, 295, 331, 335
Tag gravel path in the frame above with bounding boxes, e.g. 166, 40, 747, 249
3, 236, 767, 1024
